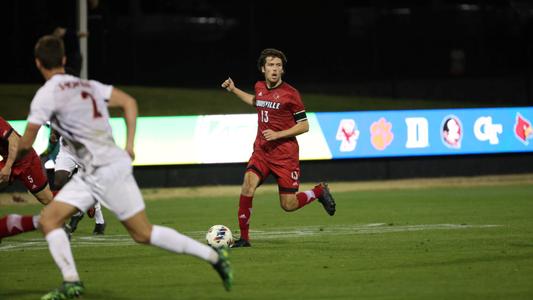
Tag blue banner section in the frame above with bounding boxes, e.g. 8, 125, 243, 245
316, 107, 533, 158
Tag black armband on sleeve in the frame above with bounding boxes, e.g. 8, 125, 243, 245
293, 110, 307, 122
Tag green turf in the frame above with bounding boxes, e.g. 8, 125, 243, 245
0, 84, 499, 121
1, 184, 532, 299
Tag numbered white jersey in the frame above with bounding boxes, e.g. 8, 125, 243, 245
28, 74, 129, 168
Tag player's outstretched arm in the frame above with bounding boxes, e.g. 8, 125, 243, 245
16, 123, 40, 161
108, 88, 138, 160
221, 77, 255, 106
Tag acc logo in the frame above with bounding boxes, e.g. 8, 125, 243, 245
474, 116, 502, 145
441, 115, 462, 149
336, 119, 360, 152
514, 113, 533, 145
370, 117, 394, 150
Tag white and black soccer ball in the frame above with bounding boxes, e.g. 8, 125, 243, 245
206, 224, 234, 248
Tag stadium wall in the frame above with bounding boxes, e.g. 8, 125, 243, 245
133, 153, 533, 188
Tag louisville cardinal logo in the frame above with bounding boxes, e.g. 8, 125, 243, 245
514, 113, 533, 145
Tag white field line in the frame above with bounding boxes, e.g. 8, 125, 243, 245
0, 223, 501, 252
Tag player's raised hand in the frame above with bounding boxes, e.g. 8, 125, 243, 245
126, 145, 135, 161
221, 77, 235, 92
0, 166, 11, 183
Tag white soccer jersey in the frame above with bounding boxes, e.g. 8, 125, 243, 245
28, 74, 129, 169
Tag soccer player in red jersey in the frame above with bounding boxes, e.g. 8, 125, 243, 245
0, 116, 54, 241
221, 48, 336, 248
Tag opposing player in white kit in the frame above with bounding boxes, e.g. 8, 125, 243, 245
55, 136, 106, 235
17, 35, 233, 300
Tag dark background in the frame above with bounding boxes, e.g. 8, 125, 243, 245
2, 0, 533, 104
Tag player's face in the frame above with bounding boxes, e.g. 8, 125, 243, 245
262, 56, 284, 86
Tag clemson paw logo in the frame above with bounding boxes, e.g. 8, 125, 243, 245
370, 117, 394, 150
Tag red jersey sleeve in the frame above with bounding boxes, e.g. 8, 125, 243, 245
0, 117, 14, 141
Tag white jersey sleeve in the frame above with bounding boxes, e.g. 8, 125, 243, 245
89, 80, 113, 102
27, 86, 55, 126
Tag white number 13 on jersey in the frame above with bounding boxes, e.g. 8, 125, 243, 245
261, 110, 269, 123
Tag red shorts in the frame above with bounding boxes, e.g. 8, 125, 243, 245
1, 150, 48, 194
246, 151, 300, 194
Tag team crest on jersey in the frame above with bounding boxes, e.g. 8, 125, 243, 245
441, 115, 463, 149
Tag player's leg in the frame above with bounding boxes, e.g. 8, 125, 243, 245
92, 201, 106, 235
274, 160, 336, 215
109, 165, 233, 291
55, 154, 85, 234
40, 173, 95, 299
23, 151, 54, 205
120, 210, 232, 290
33, 185, 53, 205
0, 214, 40, 239
233, 163, 265, 247
278, 183, 335, 214
0, 165, 52, 239
39, 200, 85, 299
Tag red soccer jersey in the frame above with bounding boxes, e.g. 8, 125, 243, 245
253, 81, 307, 161
0, 117, 34, 166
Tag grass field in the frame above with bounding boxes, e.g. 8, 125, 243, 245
1, 177, 533, 300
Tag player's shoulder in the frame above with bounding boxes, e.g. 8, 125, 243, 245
254, 81, 266, 90
280, 82, 299, 94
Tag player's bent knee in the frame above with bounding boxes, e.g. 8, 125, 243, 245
39, 212, 63, 233
130, 229, 152, 244
280, 201, 298, 212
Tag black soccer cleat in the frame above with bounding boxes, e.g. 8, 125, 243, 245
212, 247, 233, 291
68, 213, 84, 234
93, 223, 106, 235
317, 182, 336, 216
231, 238, 251, 248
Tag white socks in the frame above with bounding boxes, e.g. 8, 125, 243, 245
45, 228, 80, 282
94, 202, 104, 224
304, 190, 316, 201
150, 225, 218, 264
32, 215, 40, 228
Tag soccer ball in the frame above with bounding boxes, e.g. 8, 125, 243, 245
206, 225, 234, 248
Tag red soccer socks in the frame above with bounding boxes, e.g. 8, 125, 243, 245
0, 214, 37, 239
237, 195, 253, 241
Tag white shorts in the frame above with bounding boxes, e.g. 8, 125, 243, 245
55, 144, 78, 173
55, 157, 145, 221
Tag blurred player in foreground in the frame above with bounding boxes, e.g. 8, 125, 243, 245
0, 117, 54, 241
221, 48, 336, 248
18, 35, 232, 299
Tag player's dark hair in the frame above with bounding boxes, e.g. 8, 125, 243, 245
34, 35, 65, 69
257, 48, 287, 71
